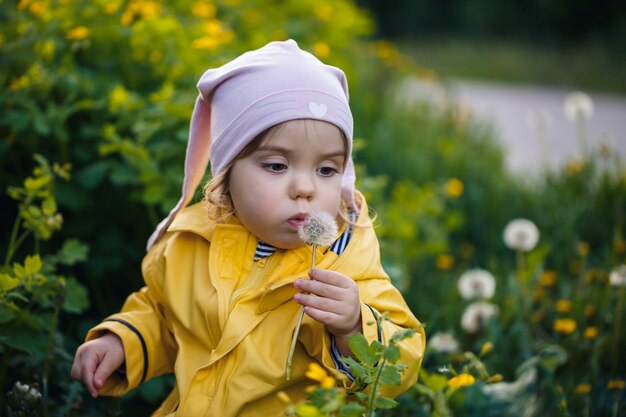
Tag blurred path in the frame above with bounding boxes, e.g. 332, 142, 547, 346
449, 80, 626, 176
401, 78, 626, 176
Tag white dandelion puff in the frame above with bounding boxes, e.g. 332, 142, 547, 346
503, 219, 540, 252
298, 211, 338, 247
461, 301, 499, 334
458, 268, 496, 300
429, 332, 460, 354
610, 265, 626, 287
563, 91, 594, 122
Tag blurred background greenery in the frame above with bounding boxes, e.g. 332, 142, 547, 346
1, 0, 625, 416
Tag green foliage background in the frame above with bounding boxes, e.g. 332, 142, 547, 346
1, 0, 625, 416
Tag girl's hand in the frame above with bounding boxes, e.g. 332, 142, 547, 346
71, 332, 125, 398
294, 269, 362, 342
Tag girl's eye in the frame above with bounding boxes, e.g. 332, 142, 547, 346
318, 166, 339, 176
263, 163, 287, 172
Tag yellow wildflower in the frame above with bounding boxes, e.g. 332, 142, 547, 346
445, 178, 464, 198
321, 376, 335, 389
539, 270, 557, 287
488, 374, 503, 383
436, 254, 454, 271
607, 379, 625, 390
578, 242, 590, 256
305, 362, 328, 383
574, 383, 591, 395
192, 2, 216, 19
583, 327, 598, 340
566, 158, 585, 175
28, 1, 45, 15
555, 299, 572, 314
295, 404, 322, 417
313, 42, 330, 59
554, 318, 577, 335
479, 341, 494, 357
447, 373, 475, 389
313, 4, 333, 21
104, 2, 121, 14
615, 239, 626, 255
66, 26, 89, 41
203, 19, 223, 35
18, 0, 30, 10
192, 36, 218, 50
109, 85, 129, 113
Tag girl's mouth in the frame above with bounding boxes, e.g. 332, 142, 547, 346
287, 214, 307, 228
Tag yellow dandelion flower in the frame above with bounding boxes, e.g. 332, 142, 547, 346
554, 318, 577, 335
218, 30, 235, 44
136, 1, 161, 19
539, 270, 557, 287
555, 299, 572, 314
574, 383, 591, 395
29, 1, 45, 15
66, 26, 89, 41
192, 2, 216, 19
436, 254, 454, 271
313, 4, 333, 21
191, 36, 219, 50
607, 379, 625, 390
18, 0, 30, 10
583, 327, 598, 340
305, 362, 328, 382
566, 158, 585, 175
445, 178, 464, 198
105, 2, 121, 14
203, 19, 223, 35
313, 42, 330, 59
447, 373, 475, 389
578, 242, 590, 257
276, 391, 291, 404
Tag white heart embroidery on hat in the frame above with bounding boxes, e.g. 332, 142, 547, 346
309, 101, 327, 118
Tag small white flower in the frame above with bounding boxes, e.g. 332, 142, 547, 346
563, 91, 594, 122
503, 219, 540, 252
458, 268, 496, 300
461, 301, 499, 334
429, 332, 460, 354
610, 265, 626, 287
298, 211, 338, 247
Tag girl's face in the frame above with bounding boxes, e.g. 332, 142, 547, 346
228, 119, 346, 249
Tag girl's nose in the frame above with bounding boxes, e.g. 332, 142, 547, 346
289, 172, 315, 200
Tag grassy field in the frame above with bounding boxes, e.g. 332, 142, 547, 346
398, 38, 626, 94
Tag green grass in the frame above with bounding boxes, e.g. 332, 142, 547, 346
398, 38, 626, 94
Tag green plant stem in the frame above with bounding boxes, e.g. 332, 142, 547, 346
366, 358, 386, 417
4, 216, 23, 267
610, 283, 624, 375
42, 300, 62, 417
285, 245, 317, 381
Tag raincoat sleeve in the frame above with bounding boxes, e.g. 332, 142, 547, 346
85, 237, 177, 396
315, 277, 425, 397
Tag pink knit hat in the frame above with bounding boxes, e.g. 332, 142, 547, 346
146, 39, 356, 250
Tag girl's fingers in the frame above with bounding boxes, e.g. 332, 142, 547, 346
301, 305, 342, 326
294, 278, 344, 301
93, 353, 117, 392
308, 269, 354, 288
294, 292, 342, 313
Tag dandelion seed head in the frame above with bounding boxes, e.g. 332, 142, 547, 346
564, 91, 594, 122
457, 268, 496, 300
461, 301, 499, 334
503, 218, 540, 252
610, 265, 626, 287
297, 211, 337, 246
429, 332, 460, 354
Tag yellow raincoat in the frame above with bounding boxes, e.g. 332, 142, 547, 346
87, 194, 425, 416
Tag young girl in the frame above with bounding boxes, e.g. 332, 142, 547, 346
72, 39, 425, 417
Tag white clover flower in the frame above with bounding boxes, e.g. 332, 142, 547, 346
610, 265, 626, 287
503, 219, 540, 252
458, 268, 496, 300
461, 301, 499, 334
428, 331, 460, 354
298, 211, 338, 247
563, 91, 594, 122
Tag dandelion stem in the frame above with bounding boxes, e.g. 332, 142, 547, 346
285, 244, 317, 380
4, 217, 23, 268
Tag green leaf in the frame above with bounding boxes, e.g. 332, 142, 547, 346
57, 239, 89, 265
347, 332, 380, 366
338, 402, 366, 417
419, 368, 449, 392
340, 357, 370, 381
383, 345, 400, 363
354, 391, 369, 402
63, 277, 90, 314
374, 395, 398, 409
390, 327, 418, 344
0, 302, 17, 323
41, 196, 57, 215
77, 161, 111, 190
379, 365, 402, 387
0, 274, 20, 292
0, 321, 48, 356
24, 255, 43, 275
